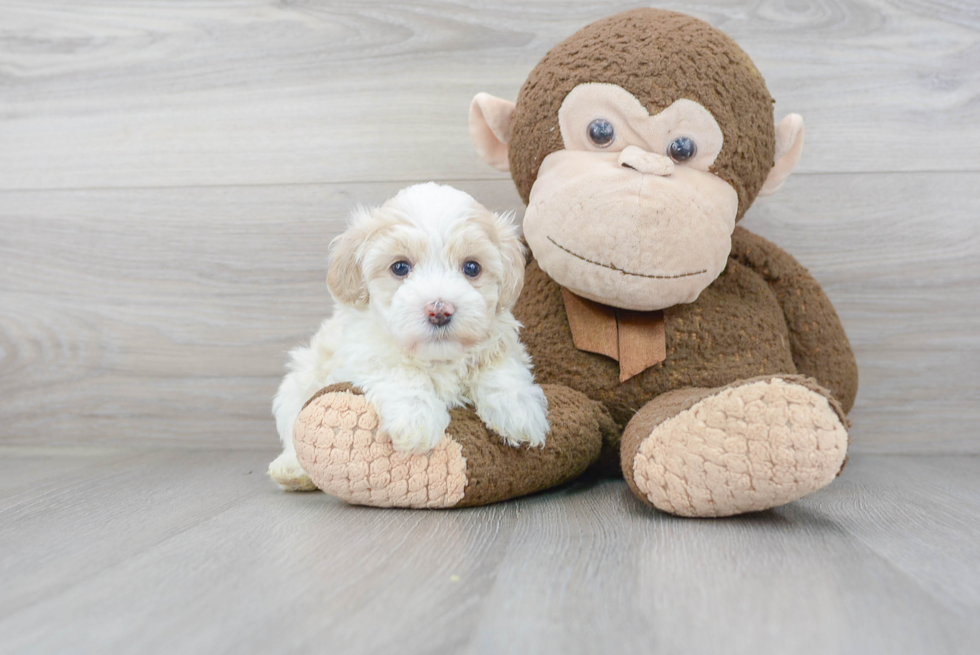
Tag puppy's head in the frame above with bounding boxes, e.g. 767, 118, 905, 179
327, 183, 526, 360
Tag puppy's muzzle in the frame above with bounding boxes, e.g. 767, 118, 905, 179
425, 300, 455, 327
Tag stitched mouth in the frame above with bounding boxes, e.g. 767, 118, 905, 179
547, 237, 707, 280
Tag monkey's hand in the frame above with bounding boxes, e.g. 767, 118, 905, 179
729, 226, 859, 413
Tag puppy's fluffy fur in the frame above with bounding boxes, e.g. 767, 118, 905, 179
269, 183, 549, 491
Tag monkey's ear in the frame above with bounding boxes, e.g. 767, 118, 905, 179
759, 114, 805, 197
469, 93, 515, 172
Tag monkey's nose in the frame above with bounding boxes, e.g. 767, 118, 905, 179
424, 300, 455, 327
618, 145, 674, 177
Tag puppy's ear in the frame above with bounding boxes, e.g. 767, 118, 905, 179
326, 214, 369, 306
492, 211, 527, 312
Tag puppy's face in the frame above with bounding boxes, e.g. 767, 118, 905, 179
327, 184, 526, 360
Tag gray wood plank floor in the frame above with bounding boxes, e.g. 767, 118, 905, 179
1, 448, 978, 655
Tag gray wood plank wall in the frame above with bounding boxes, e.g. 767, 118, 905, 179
1, 1, 977, 453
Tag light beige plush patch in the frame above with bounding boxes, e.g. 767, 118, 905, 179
293, 391, 468, 509
469, 92, 515, 172
632, 378, 848, 517
557, 84, 724, 171
758, 114, 804, 197
523, 149, 738, 311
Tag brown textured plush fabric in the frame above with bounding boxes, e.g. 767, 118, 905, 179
452, 384, 604, 507
297, 383, 607, 507
729, 229, 859, 410
513, 226, 858, 469
508, 8, 775, 219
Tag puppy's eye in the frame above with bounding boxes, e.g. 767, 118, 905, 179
587, 119, 615, 148
462, 261, 481, 278
668, 136, 697, 162
390, 260, 412, 278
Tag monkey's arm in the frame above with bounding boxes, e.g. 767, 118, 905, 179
729, 226, 858, 413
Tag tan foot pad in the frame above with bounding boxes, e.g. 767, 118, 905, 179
633, 378, 848, 517
293, 391, 467, 508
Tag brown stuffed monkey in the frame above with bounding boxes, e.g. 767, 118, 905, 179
293, 8, 858, 517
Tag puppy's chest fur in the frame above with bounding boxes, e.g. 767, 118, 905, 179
308, 307, 509, 408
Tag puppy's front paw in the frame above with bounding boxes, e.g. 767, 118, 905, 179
477, 385, 550, 448
377, 395, 451, 454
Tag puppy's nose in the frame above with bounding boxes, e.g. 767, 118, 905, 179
424, 300, 455, 327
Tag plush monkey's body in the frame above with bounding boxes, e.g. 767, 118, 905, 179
512, 227, 857, 514
518, 227, 857, 435
292, 9, 859, 516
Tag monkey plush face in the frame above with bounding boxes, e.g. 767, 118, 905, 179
522, 83, 738, 310
469, 8, 805, 311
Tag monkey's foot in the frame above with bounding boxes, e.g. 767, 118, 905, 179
622, 376, 848, 517
293, 383, 604, 509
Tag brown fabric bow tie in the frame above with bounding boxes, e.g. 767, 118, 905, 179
561, 288, 667, 383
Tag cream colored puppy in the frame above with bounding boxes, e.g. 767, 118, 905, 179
269, 183, 549, 491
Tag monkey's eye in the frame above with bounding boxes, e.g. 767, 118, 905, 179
587, 119, 615, 148
390, 260, 412, 278
462, 261, 481, 278
668, 137, 697, 162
